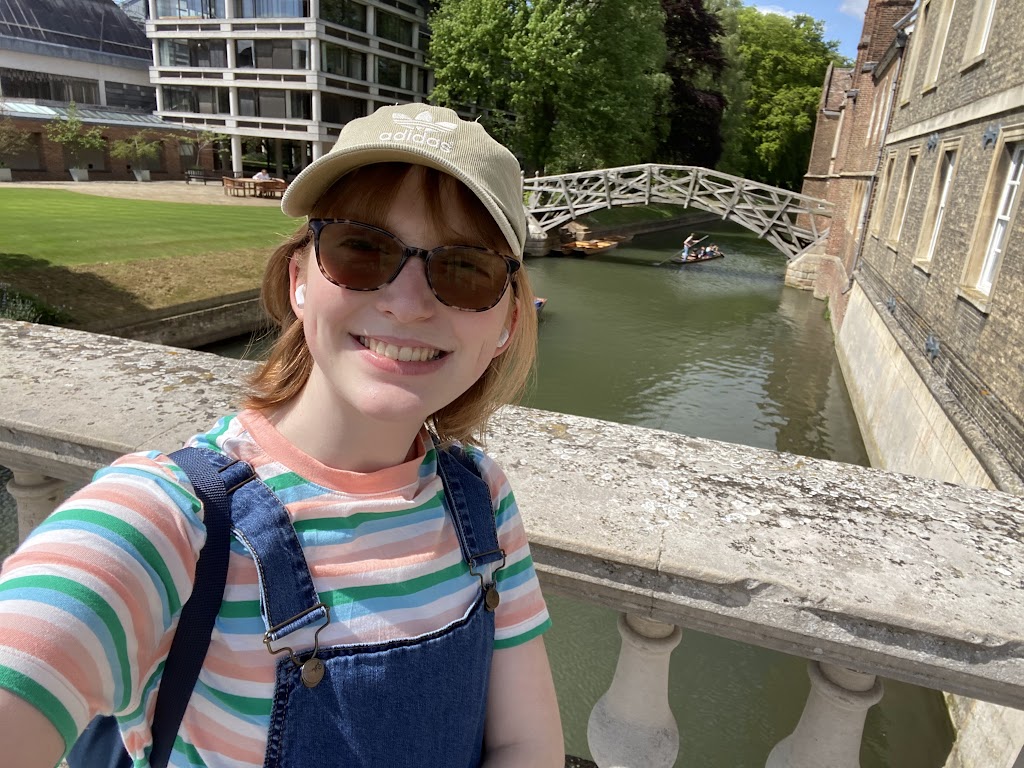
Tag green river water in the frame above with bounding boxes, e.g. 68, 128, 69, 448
0, 220, 954, 766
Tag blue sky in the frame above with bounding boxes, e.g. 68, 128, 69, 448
753, 0, 867, 61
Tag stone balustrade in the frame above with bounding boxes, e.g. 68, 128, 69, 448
2, 318, 1023, 767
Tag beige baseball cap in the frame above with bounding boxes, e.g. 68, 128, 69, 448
282, 103, 526, 258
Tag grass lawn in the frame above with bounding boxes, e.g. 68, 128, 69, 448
0, 189, 299, 326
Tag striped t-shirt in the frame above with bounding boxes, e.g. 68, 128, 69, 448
0, 410, 550, 766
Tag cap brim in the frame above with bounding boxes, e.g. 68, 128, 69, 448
281, 142, 522, 258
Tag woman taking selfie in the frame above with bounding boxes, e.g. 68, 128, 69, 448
0, 104, 563, 768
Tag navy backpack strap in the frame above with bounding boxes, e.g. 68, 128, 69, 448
433, 439, 505, 582
148, 447, 251, 767
66, 446, 248, 768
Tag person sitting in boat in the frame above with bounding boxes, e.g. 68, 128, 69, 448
703, 244, 720, 258
682, 233, 708, 260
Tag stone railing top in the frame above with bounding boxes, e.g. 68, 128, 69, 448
2, 319, 1023, 708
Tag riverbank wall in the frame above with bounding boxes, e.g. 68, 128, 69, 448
82, 289, 267, 349
830, 274, 1024, 768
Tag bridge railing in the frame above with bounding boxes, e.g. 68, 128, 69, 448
2, 319, 1022, 767
523, 164, 834, 259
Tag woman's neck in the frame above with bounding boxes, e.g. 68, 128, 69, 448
267, 378, 423, 474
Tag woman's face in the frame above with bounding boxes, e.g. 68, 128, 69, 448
290, 166, 516, 432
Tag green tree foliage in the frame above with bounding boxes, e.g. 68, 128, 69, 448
44, 102, 105, 168
656, 0, 727, 167
713, 2, 846, 189
430, 0, 669, 174
109, 130, 163, 169
0, 99, 31, 169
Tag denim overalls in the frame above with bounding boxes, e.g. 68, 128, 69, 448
212, 443, 505, 768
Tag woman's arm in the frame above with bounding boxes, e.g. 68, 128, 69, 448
0, 690, 65, 768
482, 636, 564, 767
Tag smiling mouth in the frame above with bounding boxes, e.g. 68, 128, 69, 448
358, 336, 446, 362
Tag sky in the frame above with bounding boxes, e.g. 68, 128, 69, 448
754, 0, 867, 61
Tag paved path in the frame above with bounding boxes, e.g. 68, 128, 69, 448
12, 180, 282, 207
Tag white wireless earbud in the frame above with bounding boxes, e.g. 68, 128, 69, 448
497, 328, 510, 347
295, 284, 306, 308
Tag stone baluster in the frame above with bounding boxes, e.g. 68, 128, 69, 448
7, 470, 65, 543
588, 613, 683, 768
766, 661, 884, 768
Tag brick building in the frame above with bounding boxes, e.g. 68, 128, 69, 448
803, 1, 1024, 761
801, 0, 1024, 495
0, 0, 195, 181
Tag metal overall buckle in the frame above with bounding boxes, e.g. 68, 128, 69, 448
263, 603, 331, 688
469, 548, 506, 612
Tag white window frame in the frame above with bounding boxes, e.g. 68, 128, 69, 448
922, 0, 956, 92
961, 127, 1024, 305
888, 149, 920, 246
962, 0, 999, 67
916, 143, 959, 267
978, 144, 1023, 293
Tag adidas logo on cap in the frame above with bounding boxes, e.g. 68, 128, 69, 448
378, 110, 456, 153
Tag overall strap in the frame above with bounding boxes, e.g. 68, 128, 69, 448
149, 447, 249, 768
433, 440, 505, 577
228, 468, 328, 644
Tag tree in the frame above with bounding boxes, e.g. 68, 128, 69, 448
44, 102, 105, 169
109, 130, 163, 170
183, 126, 230, 168
712, 3, 847, 189
430, 0, 669, 174
655, 0, 727, 168
0, 100, 31, 170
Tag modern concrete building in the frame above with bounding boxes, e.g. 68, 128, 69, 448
799, 0, 1024, 764
145, 0, 433, 178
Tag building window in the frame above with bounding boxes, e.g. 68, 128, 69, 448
915, 146, 958, 267
321, 43, 366, 78
321, 0, 366, 30
899, 4, 927, 105
0, 68, 100, 105
376, 58, 411, 89
889, 150, 919, 245
376, 10, 413, 46
159, 39, 228, 68
234, 0, 309, 18
156, 0, 226, 18
105, 82, 158, 111
871, 153, 897, 235
964, 138, 1023, 297
291, 91, 312, 119
963, 0, 999, 63
237, 39, 309, 69
922, 0, 955, 91
321, 92, 366, 123
238, 88, 311, 119
162, 85, 230, 114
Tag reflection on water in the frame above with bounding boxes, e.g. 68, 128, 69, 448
204, 222, 951, 767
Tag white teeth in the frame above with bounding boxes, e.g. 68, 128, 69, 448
359, 336, 441, 362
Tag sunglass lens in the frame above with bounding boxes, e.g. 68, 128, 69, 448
429, 248, 509, 311
317, 222, 402, 290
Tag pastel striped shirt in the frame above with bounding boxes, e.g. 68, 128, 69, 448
0, 410, 550, 766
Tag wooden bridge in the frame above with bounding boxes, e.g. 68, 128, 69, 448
523, 164, 833, 260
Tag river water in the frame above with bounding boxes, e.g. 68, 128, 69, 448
0, 221, 953, 765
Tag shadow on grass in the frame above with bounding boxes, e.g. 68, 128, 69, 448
0, 252, 150, 327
